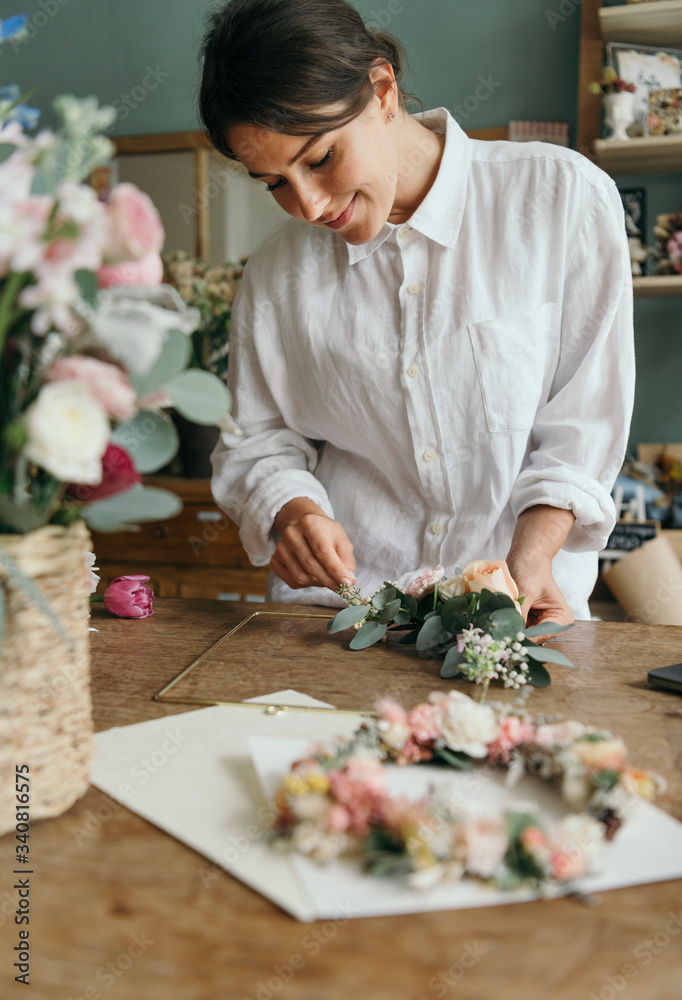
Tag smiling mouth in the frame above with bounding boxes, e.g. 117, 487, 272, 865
322, 195, 356, 230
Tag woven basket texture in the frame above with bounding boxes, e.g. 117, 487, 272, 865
0, 520, 94, 836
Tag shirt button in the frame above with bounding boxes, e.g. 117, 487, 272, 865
407, 364, 419, 378
422, 449, 436, 462
431, 522, 443, 535
399, 227, 411, 239
407, 282, 420, 295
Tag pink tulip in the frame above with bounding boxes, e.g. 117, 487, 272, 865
103, 575, 154, 618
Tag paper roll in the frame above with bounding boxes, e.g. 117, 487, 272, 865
603, 534, 682, 625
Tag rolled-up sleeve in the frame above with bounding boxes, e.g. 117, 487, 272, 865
210, 278, 334, 566
509, 176, 635, 552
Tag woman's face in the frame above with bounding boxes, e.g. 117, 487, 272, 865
227, 98, 401, 246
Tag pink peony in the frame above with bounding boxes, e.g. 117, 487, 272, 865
47, 355, 137, 422
67, 443, 141, 504
487, 715, 535, 765
103, 183, 165, 264
404, 565, 445, 599
98, 251, 164, 289
103, 575, 154, 619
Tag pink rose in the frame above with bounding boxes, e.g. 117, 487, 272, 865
98, 251, 164, 288
47, 355, 137, 422
103, 183, 165, 263
103, 575, 154, 619
67, 443, 141, 504
404, 565, 445, 599
461, 559, 519, 601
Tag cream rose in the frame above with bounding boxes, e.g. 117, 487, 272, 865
574, 737, 627, 772
24, 380, 110, 484
436, 691, 499, 758
439, 574, 470, 599
461, 559, 519, 600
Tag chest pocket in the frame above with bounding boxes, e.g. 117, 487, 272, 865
468, 302, 560, 433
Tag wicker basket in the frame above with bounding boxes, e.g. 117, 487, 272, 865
0, 520, 95, 836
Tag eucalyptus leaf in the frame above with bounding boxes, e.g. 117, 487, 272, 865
440, 594, 471, 632
130, 328, 191, 399
81, 484, 182, 533
434, 747, 473, 770
440, 646, 465, 679
487, 607, 526, 639
0, 496, 49, 533
526, 661, 551, 687
164, 369, 231, 425
377, 598, 401, 624
0, 583, 5, 660
349, 621, 387, 649
476, 588, 516, 612
371, 584, 397, 611
523, 621, 575, 639
525, 645, 574, 667
74, 269, 98, 309
393, 592, 417, 625
416, 615, 451, 652
111, 410, 179, 475
327, 604, 369, 633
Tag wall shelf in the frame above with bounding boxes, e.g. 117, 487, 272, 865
593, 134, 682, 174
599, 0, 682, 48
633, 275, 682, 297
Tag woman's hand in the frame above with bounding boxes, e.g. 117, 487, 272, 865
271, 498, 356, 592
506, 505, 576, 643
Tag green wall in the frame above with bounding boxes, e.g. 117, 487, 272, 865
6, 0, 680, 448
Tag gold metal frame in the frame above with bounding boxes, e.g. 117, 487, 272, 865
153, 610, 377, 716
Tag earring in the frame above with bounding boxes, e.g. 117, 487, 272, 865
388, 113, 395, 121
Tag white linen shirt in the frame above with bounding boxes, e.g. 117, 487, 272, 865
211, 108, 635, 618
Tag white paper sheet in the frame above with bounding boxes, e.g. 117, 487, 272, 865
91, 700, 682, 922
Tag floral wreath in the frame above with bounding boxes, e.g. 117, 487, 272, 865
271, 690, 664, 893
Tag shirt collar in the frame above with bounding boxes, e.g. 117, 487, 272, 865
346, 107, 471, 264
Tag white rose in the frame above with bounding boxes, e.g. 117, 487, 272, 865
438, 691, 499, 758
24, 380, 110, 484
439, 574, 470, 599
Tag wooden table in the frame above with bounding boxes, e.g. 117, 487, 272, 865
1, 600, 682, 1000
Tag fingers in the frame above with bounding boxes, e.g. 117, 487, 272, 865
271, 513, 355, 591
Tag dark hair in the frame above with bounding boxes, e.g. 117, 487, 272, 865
199, 0, 412, 160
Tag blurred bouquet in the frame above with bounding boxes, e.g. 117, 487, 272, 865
0, 15, 233, 537
162, 250, 245, 381
653, 213, 682, 276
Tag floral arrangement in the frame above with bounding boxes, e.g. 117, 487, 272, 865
0, 15, 234, 645
588, 66, 636, 96
653, 212, 682, 276
270, 690, 665, 893
330, 560, 574, 695
162, 250, 245, 381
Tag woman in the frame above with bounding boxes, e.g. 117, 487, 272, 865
199, 0, 634, 630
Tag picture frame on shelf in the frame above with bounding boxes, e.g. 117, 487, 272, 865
648, 87, 682, 136
606, 42, 682, 136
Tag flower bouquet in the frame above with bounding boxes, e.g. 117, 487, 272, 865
270, 690, 664, 893
0, 12, 233, 831
329, 561, 574, 695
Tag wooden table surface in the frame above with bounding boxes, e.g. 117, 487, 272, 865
2, 600, 682, 1000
